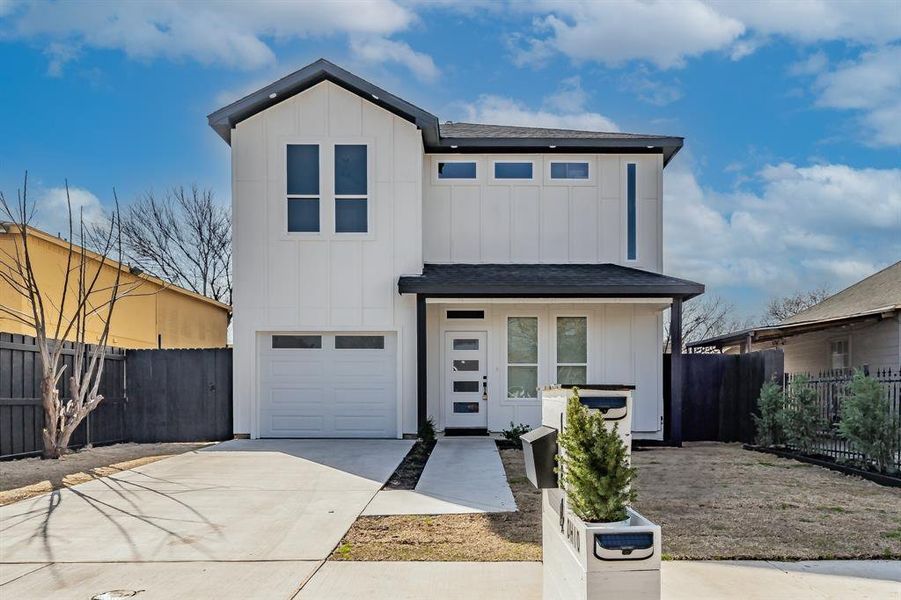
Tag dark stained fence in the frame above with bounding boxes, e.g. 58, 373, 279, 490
665, 349, 784, 443
0, 332, 127, 459
126, 348, 232, 443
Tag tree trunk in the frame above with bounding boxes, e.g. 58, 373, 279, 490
40, 375, 61, 459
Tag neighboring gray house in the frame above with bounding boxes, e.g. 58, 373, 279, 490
208, 59, 703, 442
689, 261, 901, 374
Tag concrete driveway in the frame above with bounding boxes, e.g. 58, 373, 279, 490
0, 439, 412, 598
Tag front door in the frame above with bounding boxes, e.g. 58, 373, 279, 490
444, 331, 488, 429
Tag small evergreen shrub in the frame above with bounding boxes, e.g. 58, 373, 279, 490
502, 422, 532, 448
839, 371, 899, 473
753, 379, 785, 447
783, 374, 824, 454
418, 417, 436, 444
557, 389, 636, 523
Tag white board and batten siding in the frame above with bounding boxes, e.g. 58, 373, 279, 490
231, 81, 423, 437
422, 154, 663, 272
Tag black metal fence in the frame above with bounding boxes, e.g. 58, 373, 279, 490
784, 368, 901, 472
0, 332, 232, 460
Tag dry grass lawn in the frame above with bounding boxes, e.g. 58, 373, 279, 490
333, 447, 542, 561
335, 441, 901, 561
0, 442, 212, 505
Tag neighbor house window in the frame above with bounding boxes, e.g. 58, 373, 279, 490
556, 317, 587, 385
438, 161, 477, 179
287, 144, 320, 232
507, 316, 538, 398
830, 339, 849, 370
334, 144, 368, 233
550, 162, 589, 180
626, 163, 637, 260
494, 161, 533, 180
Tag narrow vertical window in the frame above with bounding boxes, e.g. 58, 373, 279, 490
287, 144, 319, 232
507, 316, 538, 399
627, 163, 637, 260
556, 317, 587, 385
335, 144, 368, 233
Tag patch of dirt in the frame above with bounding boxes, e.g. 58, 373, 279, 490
333, 447, 542, 561
0, 442, 212, 505
384, 440, 437, 490
631, 442, 901, 560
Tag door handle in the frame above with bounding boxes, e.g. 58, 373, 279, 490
482, 375, 488, 401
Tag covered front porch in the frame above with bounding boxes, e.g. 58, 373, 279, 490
398, 264, 704, 444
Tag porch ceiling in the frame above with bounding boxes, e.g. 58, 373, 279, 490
398, 263, 704, 299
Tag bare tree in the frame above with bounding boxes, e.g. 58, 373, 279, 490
0, 174, 143, 458
664, 295, 749, 353
103, 186, 231, 307
761, 286, 831, 325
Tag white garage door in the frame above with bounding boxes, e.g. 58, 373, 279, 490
259, 333, 397, 438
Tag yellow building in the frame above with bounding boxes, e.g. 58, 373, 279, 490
0, 224, 230, 349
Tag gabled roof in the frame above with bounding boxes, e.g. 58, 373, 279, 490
208, 59, 684, 165
398, 263, 704, 298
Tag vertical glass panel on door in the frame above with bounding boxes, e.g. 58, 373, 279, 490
508, 317, 538, 363
453, 338, 480, 351
287, 145, 319, 195
287, 198, 319, 232
453, 360, 479, 372
557, 317, 587, 363
335, 145, 367, 195
507, 365, 538, 398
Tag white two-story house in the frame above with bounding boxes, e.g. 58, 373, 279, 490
209, 59, 703, 442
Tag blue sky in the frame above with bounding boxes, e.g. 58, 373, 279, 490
1, 0, 899, 319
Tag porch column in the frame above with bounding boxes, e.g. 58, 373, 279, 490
669, 297, 683, 447
416, 293, 427, 431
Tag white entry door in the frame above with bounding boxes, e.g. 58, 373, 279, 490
444, 331, 488, 429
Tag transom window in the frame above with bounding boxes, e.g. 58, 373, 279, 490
830, 339, 849, 370
287, 144, 320, 232
494, 161, 533, 180
556, 317, 587, 385
550, 162, 589, 180
438, 161, 477, 179
507, 316, 538, 399
334, 144, 368, 233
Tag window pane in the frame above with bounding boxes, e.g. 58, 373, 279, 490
495, 162, 533, 179
551, 162, 589, 179
453, 381, 480, 393
508, 317, 538, 363
627, 163, 636, 260
508, 366, 537, 398
453, 360, 479, 372
272, 335, 321, 349
447, 310, 485, 319
557, 317, 587, 364
335, 198, 368, 233
287, 145, 319, 195
453, 402, 480, 413
453, 338, 479, 350
335, 335, 384, 349
288, 198, 319, 232
335, 144, 367, 195
557, 366, 587, 385
438, 162, 477, 179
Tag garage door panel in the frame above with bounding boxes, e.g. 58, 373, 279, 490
259, 333, 396, 438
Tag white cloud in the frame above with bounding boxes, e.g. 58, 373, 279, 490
4, 0, 417, 71
349, 36, 439, 82
664, 156, 901, 298
458, 77, 618, 132
812, 45, 901, 147
618, 67, 683, 106
32, 186, 108, 241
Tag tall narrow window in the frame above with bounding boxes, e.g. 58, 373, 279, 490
287, 144, 319, 232
556, 317, 587, 385
335, 144, 368, 233
627, 163, 637, 260
507, 316, 538, 399
830, 339, 849, 370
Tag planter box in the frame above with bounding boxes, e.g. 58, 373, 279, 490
540, 385, 633, 457
542, 489, 661, 600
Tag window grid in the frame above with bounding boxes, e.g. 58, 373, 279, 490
556, 316, 587, 385
507, 316, 539, 399
287, 144, 320, 233
334, 144, 368, 233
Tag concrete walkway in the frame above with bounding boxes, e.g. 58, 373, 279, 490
363, 437, 517, 515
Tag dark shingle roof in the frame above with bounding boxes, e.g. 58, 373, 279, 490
439, 122, 666, 140
398, 264, 704, 298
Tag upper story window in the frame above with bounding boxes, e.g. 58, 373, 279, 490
494, 161, 533, 180
335, 144, 368, 233
550, 161, 589, 180
830, 339, 849, 370
438, 161, 477, 179
626, 162, 637, 260
287, 144, 320, 233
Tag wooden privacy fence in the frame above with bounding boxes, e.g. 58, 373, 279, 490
0, 332, 232, 459
665, 349, 784, 443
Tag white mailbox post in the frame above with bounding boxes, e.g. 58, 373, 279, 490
524, 385, 662, 600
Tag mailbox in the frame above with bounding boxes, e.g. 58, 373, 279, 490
540, 385, 634, 458
521, 425, 558, 489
